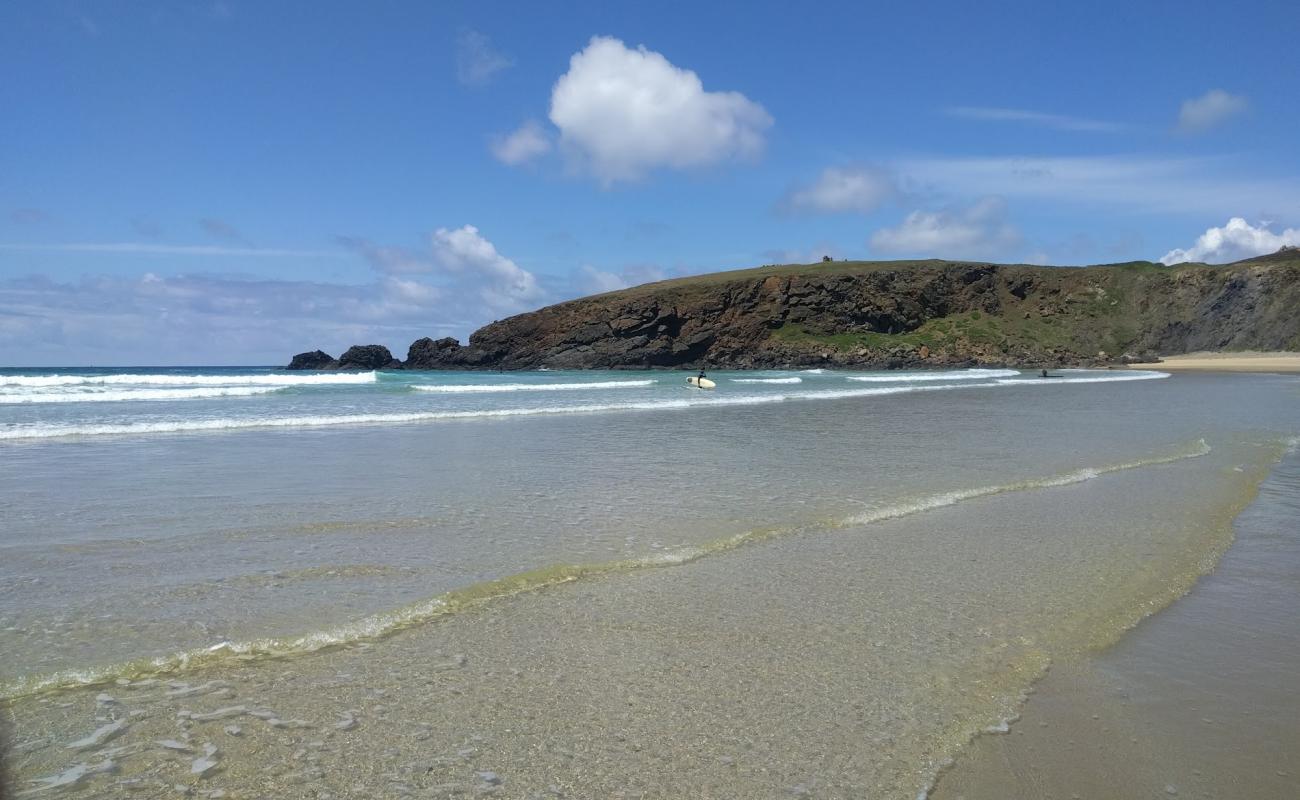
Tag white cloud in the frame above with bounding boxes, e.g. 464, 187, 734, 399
430, 225, 543, 312
1160, 217, 1300, 265
1178, 89, 1248, 132
785, 166, 897, 214
456, 29, 513, 86
870, 196, 1020, 258
548, 36, 772, 184
944, 106, 1125, 132
490, 120, 552, 165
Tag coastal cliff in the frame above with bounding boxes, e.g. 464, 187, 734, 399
289, 250, 1300, 370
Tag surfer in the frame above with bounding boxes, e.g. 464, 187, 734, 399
1041, 369, 1048, 378
698, 368, 707, 384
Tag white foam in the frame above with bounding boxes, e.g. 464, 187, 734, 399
800, 368, 827, 374
412, 380, 656, 393
843, 439, 1209, 527
995, 370, 1169, 385
0, 387, 282, 404
0, 373, 1166, 442
847, 368, 1021, 382
731, 377, 803, 384
0, 372, 378, 387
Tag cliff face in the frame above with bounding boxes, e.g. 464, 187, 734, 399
290, 252, 1300, 370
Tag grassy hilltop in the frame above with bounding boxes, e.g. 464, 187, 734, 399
293, 249, 1300, 371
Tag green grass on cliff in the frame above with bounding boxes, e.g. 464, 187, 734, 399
772, 302, 1142, 357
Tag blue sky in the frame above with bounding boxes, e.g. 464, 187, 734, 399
2, 0, 1298, 365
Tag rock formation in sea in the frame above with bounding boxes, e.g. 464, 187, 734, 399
287, 249, 1300, 370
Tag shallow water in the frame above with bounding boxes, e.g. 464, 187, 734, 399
2, 368, 1298, 798
932, 443, 1300, 800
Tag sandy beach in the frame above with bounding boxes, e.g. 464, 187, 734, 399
1130, 351, 1300, 373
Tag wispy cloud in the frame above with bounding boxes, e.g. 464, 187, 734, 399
870, 196, 1021, 259
1177, 89, 1248, 132
0, 243, 344, 258
199, 218, 249, 244
899, 155, 1300, 218
783, 166, 899, 215
456, 28, 513, 86
490, 120, 552, 166
944, 106, 1127, 133
10, 208, 51, 225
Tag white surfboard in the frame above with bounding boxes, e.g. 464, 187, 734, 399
687, 376, 716, 389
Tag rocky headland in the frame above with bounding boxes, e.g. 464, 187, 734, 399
288, 249, 1300, 371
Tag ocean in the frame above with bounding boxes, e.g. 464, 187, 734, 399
2, 366, 1297, 798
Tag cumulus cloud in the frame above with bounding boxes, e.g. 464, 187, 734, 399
1160, 217, 1300, 265
430, 225, 544, 313
456, 29, 513, 86
1177, 89, 1248, 132
547, 36, 772, 184
490, 120, 552, 165
944, 106, 1125, 132
870, 197, 1021, 258
785, 166, 897, 214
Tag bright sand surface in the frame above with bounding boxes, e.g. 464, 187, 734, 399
1129, 351, 1300, 373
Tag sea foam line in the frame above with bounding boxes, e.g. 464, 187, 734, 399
0, 373, 1169, 442
0, 372, 378, 387
847, 368, 1020, 382
0, 437, 1211, 701
0, 386, 283, 404
412, 379, 656, 393
731, 377, 803, 384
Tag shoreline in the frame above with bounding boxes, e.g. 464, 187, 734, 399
932, 441, 1300, 799
1128, 351, 1300, 373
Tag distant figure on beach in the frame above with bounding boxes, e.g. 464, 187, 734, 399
1041, 369, 1049, 378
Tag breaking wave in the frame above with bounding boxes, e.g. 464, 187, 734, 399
847, 368, 1020, 382
0, 372, 378, 387
0, 373, 1170, 441
0, 386, 283, 404
412, 380, 656, 393
731, 377, 803, 384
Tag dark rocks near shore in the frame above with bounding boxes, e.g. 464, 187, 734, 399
286, 250, 1300, 371
336, 345, 401, 370
286, 350, 337, 370
285, 345, 399, 371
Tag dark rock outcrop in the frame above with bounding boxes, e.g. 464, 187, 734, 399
335, 344, 400, 370
287, 350, 337, 370
287, 250, 1300, 370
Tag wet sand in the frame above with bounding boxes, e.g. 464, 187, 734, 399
933, 447, 1300, 799
1130, 352, 1300, 373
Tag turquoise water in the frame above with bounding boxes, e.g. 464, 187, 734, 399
2, 366, 1298, 798
0, 366, 1160, 440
